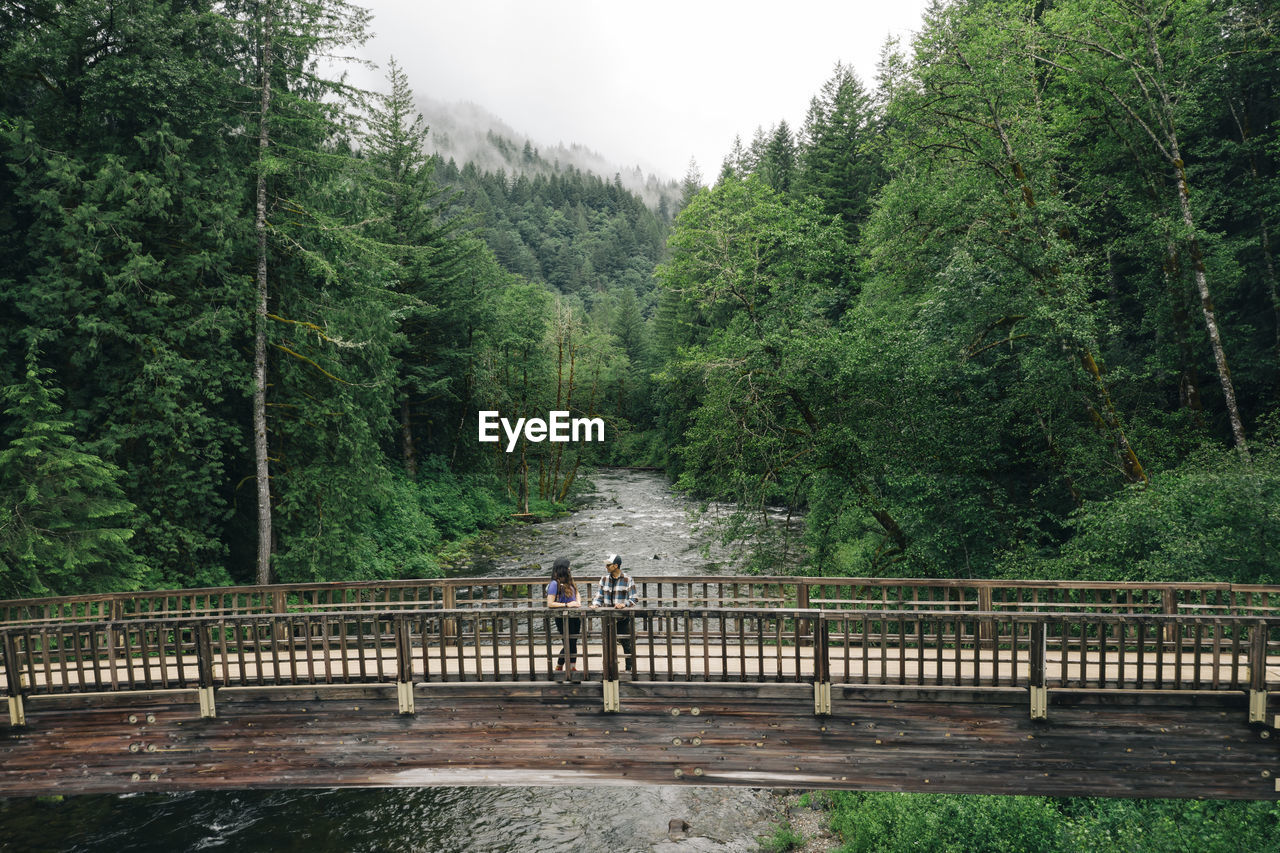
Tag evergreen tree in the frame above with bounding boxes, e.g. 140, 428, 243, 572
0, 0, 249, 590
229, 0, 403, 583
759, 121, 797, 194
362, 58, 480, 476
798, 63, 879, 240
0, 347, 144, 597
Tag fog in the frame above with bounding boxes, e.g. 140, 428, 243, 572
351, 1, 931, 180
413, 96, 681, 208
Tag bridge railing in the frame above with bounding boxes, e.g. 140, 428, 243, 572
4, 608, 1278, 707
4, 577, 1280, 626
822, 611, 1280, 692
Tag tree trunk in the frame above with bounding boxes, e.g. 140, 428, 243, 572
1145, 22, 1248, 455
1172, 151, 1248, 455
253, 22, 273, 586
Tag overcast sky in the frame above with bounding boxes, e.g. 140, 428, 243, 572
350, 1, 932, 180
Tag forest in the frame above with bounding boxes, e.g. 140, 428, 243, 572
657, 0, 1280, 586
0, 0, 671, 596
2, 0, 1278, 596
2, 0, 1280, 847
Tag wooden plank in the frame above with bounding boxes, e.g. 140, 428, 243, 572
0, 685, 1275, 799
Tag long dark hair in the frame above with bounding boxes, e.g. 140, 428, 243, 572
551, 557, 576, 599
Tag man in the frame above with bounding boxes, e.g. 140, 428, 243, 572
591, 553, 637, 671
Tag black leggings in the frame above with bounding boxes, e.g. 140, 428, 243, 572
556, 615, 581, 667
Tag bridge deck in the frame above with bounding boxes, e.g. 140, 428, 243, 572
1, 681, 1275, 800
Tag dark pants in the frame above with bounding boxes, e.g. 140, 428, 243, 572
556, 615, 581, 668
616, 615, 635, 671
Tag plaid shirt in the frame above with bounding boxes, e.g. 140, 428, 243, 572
591, 571, 637, 607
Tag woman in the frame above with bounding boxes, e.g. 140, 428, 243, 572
546, 556, 581, 671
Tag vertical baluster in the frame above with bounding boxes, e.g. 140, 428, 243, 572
1211, 618, 1222, 689
468, 612, 481, 682
507, 612, 518, 679
1136, 621, 1149, 688
1174, 614, 1184, 689
233, 621, 249, 687
928, 616, 939, 686
718, 613, 728, 683
1230, 621, 1243, 689
916, 614, 926, 681
701, 610, 709, 680
897, 615, 906, 686
955, 618, 965, 687
524, 605, 535, 681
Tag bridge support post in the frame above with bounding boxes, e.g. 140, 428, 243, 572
814, 682, 831, 716
442, 585, 458, 645
397, 681, 416, 716
603, 615, 621, 712
197, 686, 216, 719
194, 624, 217, 719
4, 631, 27, 727
395, 618, 416, 715
796, 583, 811, 637
813, 617, 831, 716
978, 586, 994, 641
1162, 588, 1177, 643
1249, 690, 1267, 725
603, 680, 620, 713
1249, 620, 1269, 724
1030, 620, 1048, 721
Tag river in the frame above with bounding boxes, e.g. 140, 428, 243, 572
0, 470, 801, 853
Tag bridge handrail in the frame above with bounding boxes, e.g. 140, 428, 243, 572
4, 606, 1278, 707
3, 576, 1279, 626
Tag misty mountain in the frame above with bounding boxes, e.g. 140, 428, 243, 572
414, 96, 681, 212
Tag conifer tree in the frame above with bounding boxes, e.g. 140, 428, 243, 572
0, 0, 249, 590
0, 347, 144, 597
759, 121, 797, 194
362, 58, 485, 474
798, 63, 879, 240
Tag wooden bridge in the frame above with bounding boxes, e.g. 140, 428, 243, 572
3, 576, 1280, 799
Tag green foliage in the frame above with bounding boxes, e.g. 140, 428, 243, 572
605, 428, 666, 468
756, 821, 803, 853
0, 0, 247, 591
653, 0, 1280, 578
827, 792, 1063, 853
2, 0, 1277, 595
1059, 798, 1280, 853
1010, 437, 1280, 584
657, 174, 849, 504
437, 153, 669, 305
0, 350, 145, 597
821, 792, 1280, 853
0, 0, 656, 596
798, 63, 880, 240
